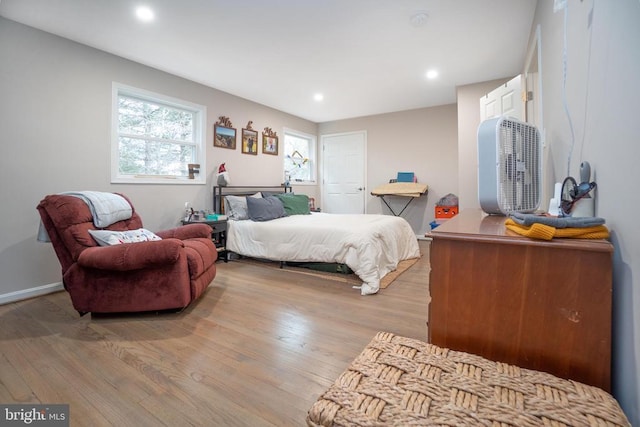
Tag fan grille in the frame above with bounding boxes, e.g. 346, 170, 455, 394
497, 119, 540, 213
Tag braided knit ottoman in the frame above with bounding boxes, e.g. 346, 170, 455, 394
307, 332, 629, 426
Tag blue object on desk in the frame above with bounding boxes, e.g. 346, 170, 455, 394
397, 172, 415, 182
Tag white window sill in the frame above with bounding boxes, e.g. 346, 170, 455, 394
289, 180, 316, 186
111, 177, 206, 185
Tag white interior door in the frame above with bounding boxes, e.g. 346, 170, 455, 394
321, 131, 366, 214
480, 74, 524, 121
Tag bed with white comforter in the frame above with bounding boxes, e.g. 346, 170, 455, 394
226, 212, 420, 295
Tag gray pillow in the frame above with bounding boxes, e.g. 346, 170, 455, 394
246, 196, 286, 221
261, 191, 286, 198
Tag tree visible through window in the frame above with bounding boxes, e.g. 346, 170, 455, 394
112, 84, 206, 183
283, 129, 316, 183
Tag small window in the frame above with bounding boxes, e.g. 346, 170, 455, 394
111, 83, 206, 184
283, 128, 316, 184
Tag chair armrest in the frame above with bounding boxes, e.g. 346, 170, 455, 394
77, 239, 184, 271
156, 223, 212, 240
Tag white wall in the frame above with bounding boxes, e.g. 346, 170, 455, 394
319, 105, 459, 235
456, 78, 512, 211
0, 17, 317, 298
529, 0, 640, 422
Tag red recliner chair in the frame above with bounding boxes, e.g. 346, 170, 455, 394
37, 193, 217, 315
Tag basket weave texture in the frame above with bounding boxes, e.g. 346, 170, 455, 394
307, 332, 629, 427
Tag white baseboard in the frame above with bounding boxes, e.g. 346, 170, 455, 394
0, 282, 64, 306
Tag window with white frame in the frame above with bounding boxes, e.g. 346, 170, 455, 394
283, 128, 316, 184
111, 83, 206, 184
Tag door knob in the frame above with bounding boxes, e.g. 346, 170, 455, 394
357, 187, 364, 191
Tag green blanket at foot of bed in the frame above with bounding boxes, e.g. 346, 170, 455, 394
286, 262, 354, 274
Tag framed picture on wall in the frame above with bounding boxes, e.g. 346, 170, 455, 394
241, 122, 258, 155
213, 116, 236, 149
262, 135, 278, 155
262, 127, 278, 155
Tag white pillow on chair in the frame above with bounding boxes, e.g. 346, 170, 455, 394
88, 228, 162, 246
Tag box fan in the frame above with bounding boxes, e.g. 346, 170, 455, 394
477, 116, 541, 215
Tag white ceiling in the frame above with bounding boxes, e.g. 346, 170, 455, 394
0, 0, 537, 123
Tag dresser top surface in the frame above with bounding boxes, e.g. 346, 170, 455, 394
427, 209, 613, 252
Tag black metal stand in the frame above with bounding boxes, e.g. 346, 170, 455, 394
376, 195, 416, 217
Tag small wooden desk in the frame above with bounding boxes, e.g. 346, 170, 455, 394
426, 209, 613, 391
371, 182, 428, 217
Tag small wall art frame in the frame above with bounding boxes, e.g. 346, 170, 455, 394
214, 116, 236, 150
262, 127, 278, 156
241, 121, 258, 155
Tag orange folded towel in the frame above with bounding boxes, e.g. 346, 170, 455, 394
505, 218, 609, 241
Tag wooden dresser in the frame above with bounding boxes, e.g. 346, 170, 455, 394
426, 209, 613, 391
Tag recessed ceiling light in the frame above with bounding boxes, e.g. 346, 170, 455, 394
426, 70, 438, 79
136, 6, 155, 22
313, 93, 324, 102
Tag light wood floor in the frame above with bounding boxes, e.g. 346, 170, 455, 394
0, 240, 431, 426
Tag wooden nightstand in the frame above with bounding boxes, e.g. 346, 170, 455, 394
181, 218, 228, 262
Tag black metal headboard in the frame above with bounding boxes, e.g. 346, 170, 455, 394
213, 185, 292, 214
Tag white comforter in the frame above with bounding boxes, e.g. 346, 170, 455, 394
226, 212, 420, 295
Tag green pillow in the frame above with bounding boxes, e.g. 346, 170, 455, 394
274, 194, 310, 215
